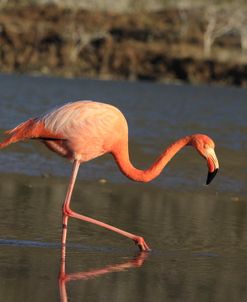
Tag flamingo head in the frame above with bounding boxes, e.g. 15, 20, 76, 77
190, 134, 219, 185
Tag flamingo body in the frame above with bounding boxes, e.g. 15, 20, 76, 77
0, 100, 219, 252
42, 101, 128, 162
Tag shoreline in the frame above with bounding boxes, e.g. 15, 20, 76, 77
0, 4, 246, 87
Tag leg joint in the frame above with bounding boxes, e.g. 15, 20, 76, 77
63, 206, 73, 217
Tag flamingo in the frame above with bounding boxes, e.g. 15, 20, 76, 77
0, 101, 219, 252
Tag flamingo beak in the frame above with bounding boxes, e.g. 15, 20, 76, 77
206, 169, 219, 185
206, 148, 219, 185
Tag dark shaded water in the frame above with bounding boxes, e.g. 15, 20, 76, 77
0, 74, 246, 301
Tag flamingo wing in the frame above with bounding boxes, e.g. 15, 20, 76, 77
42, 101, 128, 162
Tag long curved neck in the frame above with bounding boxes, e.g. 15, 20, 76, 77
112, 135, 191, 182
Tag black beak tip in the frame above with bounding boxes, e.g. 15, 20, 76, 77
206, 169, 219, 185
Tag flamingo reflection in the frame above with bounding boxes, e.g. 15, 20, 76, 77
59, 249, 149, 302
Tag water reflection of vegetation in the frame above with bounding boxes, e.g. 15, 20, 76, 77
0, 173, 247, 249
0, 173, 247, 301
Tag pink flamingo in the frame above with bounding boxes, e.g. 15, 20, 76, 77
0, 101, 219, 252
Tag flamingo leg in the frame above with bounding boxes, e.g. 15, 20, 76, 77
61, 160, 81, 261
61, 160, 151, 253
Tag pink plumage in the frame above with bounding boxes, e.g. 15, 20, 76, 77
42, 101, 128, 162
0, 100, 219, 253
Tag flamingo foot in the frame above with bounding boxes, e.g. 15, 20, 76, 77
133, 236, 151, 252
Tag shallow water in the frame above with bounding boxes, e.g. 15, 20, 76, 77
0, 74, 246, 301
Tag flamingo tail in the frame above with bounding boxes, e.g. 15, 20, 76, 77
0, 118, 40, 149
